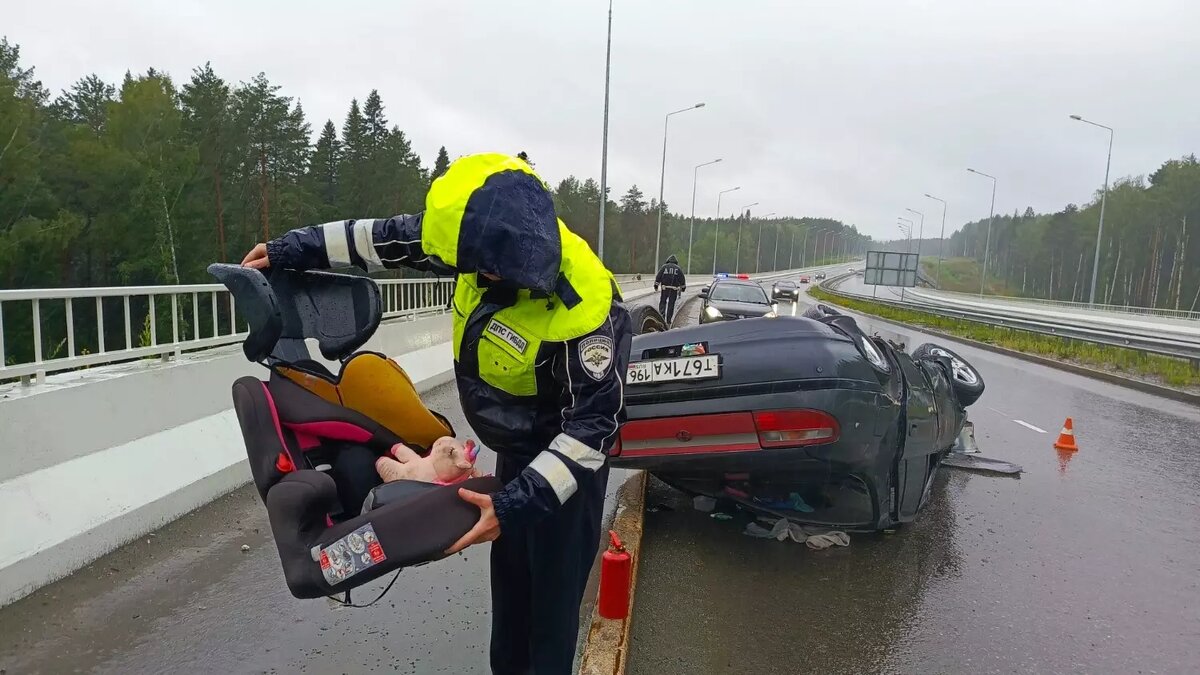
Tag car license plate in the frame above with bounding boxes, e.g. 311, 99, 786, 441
626, 354, 720, 385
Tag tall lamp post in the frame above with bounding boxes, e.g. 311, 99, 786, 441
598, 0, 613, 262
924, 193, 947, 285
800, 227, 812, 268
1069, 114, 1114, 305
904, 208, 924, 258
756, 212, 775, 272
898, 218, 914, 253
687, 158, 722, 274
772, 222, 783, 270
713, 186, 741, 274
654, 102, 706, 269
733, 201, 758, 273
820, 230, 835, 265
967, 167, 997, 297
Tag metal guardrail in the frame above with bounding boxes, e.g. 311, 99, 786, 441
917, 287, 1200, 322
820, 275, 1200, 363
0, 278, 455, 384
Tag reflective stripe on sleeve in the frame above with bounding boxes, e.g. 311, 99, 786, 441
549, 433, 606, 471
528, 451, 578, 505
321, 221, 351, 266
351, 219, 382, 267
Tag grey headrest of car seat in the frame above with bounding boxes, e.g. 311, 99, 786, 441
208, 263, 383, 363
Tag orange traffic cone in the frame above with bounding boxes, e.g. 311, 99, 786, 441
1054, 417, 1079, 452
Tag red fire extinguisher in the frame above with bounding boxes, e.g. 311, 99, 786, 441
598, 530, 632, 620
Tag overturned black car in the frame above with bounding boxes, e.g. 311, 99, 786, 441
611, 303, 985, 531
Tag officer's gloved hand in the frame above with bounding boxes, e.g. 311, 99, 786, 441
654, 284, 659, 291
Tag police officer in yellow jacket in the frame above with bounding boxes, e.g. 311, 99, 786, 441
242, 152, 632, 674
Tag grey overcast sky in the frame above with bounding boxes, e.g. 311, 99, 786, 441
6, 0, 1199, 240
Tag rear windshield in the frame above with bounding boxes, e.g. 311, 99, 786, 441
710, 283, 770, 304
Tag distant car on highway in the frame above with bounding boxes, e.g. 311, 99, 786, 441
699, 279, 777, 324
614, 303, 986, 531
814, 272, 827, 280
799, 275, 811, 284
771, 280, 800, 301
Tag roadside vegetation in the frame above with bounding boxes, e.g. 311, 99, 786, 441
922, 257, 1014, 295
809, 286, 1200, 389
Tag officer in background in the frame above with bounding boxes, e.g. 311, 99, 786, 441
242, 152, 632, 674
654, 254, 686, 324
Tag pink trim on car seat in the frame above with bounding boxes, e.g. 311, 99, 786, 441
260, 383, 298, 471
294, 430, 321, 451
283, 421, 373, 443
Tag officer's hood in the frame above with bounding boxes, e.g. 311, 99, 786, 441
666, 255, 678, 264
421, 153, 561, 294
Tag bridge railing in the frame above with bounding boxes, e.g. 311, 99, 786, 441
0, 277, 456, 385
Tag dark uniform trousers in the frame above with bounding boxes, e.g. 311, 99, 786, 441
658, 289, 679, 324
490, 453, 611, 674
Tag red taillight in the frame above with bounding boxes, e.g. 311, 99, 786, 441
752, 409, 839, 447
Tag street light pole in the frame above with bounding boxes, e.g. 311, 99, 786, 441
687, 158, 722, 274
733, 201, 758, 274
789, 229, 796, 269
1070, 114, 1114, 305
597, 0, 613, 263
773, 224, 782, 270
967, 167, 997, 297
924, 193, 947, 286
898, 218, 914, 253
801, 228, 812, 268
905, 208, 924, 258
654, 102, 706, 270
755, 212, 775, 273
713, 186, 741, 274
820, 230, 834, 264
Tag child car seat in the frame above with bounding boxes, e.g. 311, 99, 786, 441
210, 264, 502, 600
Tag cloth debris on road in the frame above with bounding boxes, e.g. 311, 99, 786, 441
743, 518, 851, 550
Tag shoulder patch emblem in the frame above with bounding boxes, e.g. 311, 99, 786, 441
486, 319, 528, 354
579, 335, 614, 381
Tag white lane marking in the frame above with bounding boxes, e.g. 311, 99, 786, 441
1014, 420, 1047, 434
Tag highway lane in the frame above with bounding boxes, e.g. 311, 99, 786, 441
627, 275, 1200, 675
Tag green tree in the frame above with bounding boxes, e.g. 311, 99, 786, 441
431, 145, 450, 181
306, 119, 341, 221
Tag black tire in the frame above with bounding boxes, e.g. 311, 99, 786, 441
629, 304, 668, 334
912, 343, 985, 407
801, 303, 843, 321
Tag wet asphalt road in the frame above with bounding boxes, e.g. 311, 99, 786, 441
627, 275, 1200, 674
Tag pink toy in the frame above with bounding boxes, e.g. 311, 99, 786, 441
376, 437, 482, 486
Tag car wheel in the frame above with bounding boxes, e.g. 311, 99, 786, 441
629, 304, 668, 334
912, 343, 985, 407
801, 303, 843, 320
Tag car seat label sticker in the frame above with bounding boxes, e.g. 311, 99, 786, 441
579, 335, 614, 381
486, 319, 528, 355
319, 523, 386, 586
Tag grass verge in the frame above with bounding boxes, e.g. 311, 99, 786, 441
810, 286, 1200, 389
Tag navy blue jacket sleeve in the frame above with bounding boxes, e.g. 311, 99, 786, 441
265, 215, 437, 273
490, 302, 634, 529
